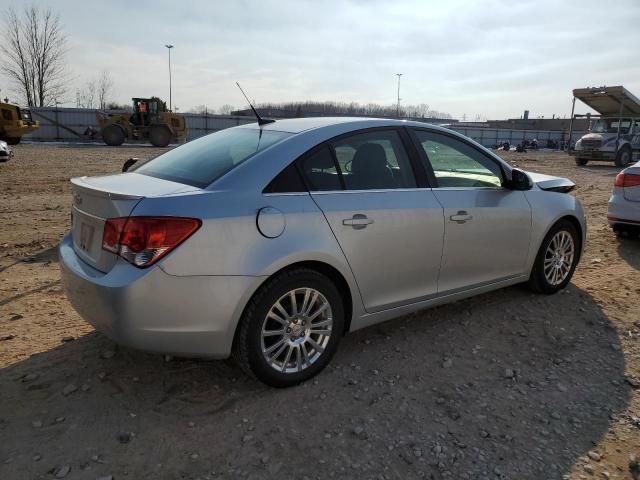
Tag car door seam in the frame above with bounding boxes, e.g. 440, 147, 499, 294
307, 192, 368, 313
430, 189, 446, 295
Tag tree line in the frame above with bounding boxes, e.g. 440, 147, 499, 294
189, 101, 453, 119
251, 101, 453, 119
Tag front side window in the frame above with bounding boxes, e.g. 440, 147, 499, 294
330, 130, 416, 190
135, 127, 291, 188
413, 130, 503, 189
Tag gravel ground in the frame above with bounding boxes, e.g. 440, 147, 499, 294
0, 143, 639, 480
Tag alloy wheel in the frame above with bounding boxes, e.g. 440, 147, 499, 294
543, 230, 575, 286
260, 288, 333, 374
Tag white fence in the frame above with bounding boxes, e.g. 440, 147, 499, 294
24, 107, 585, 148
26, 107, 255, 142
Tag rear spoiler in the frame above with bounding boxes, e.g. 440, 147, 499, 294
70, 177, 143, 200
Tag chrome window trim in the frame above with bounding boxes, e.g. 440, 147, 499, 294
431, 186, 506, 192
309, 187, 435, 195
262, 192, 309, 197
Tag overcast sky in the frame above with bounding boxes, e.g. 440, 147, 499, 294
4, 0, 640, 119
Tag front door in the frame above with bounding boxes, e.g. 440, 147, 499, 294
299, 129, 444, 313
411, 129, 532, 293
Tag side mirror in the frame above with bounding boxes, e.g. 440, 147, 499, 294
122, 157, 138, 172
505, 168, 532, 191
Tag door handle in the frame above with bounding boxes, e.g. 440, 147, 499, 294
343, 214, 374, 230
449, 211, 473, 224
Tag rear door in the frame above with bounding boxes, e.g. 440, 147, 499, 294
410, 129, 532, 293
301, 129, 444, 313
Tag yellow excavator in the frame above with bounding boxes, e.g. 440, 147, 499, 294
95, 97, 187, 147
0, 101, 39, 144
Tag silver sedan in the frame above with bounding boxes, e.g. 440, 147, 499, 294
59, 118, 586, 386
608, 160, 640, 237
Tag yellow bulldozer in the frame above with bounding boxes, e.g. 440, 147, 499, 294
0, 101, 39, 144
96, 97, 187, 147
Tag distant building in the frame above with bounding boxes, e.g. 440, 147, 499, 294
485, 118, 589, 131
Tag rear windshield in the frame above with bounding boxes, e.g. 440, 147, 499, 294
135, 127, 291, 188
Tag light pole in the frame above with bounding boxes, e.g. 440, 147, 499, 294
396, 73, 403, 118
165, 44, 174, 111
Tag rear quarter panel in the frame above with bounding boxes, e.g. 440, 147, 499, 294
130, 190, 365, 324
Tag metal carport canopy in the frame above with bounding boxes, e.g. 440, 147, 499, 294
573, 86, 640, 116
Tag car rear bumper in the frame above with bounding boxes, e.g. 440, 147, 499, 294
59, 233, 264, 359
607, 193, 640, 227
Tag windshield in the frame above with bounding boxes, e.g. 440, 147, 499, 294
135, 127, 291, 188
591, 118, 632, 134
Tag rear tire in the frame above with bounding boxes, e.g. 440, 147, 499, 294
528, 220, 580, 294
5, 137, 20, 145
101, 125, 125, 146
234, 268, 344, 387
574, 157, 588, 166
615, 145, 632, 168
148, 125, 172, 147
614, 224, 640, 239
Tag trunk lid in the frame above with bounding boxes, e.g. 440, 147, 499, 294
70, 173, 200, 272
623, 162, 640, 202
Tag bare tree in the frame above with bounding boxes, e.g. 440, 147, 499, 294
97, 70, 113, 109
1, 6, 67, 106
77, 79, 96, 108
218, 104, 234, 115
189, 104, 209, 114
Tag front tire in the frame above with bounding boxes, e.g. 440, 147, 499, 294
234, 268, 344, 387
615, 145, 632, 168
101, 125, 125, 146
5, 137, 20, 145
574, 157, 588, 166
528, 220, 580, 294
148, 125, 171, 147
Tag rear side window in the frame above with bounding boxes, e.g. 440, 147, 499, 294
330, 130, 416, 190
299, 146, 342, 191
264, 163, 306, 193
135, 128, 291, 188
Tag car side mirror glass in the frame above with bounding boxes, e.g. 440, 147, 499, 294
506, 168, 532, 191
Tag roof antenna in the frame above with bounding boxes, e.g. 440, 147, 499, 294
236, 82, 275, 126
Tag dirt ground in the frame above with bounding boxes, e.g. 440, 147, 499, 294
0, 143, 638, 480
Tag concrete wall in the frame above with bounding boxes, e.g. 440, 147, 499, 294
486, 118, 590, 132
447, 125, 586, 148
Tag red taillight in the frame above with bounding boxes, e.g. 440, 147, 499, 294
102, 217, 201, 268
102, 218, 127, 253
614, 172, 640, 188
